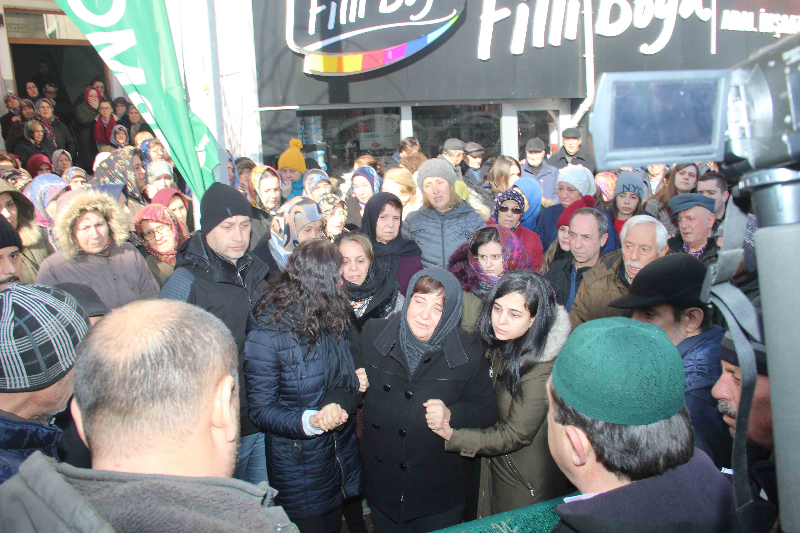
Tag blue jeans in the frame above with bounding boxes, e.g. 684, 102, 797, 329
234, 432, 268, 485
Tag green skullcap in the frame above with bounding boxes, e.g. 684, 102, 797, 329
552, 317, 685, 425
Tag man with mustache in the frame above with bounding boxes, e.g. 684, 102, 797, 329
570, 215, 668, 328
609, 254, 732, 468
0, 216, 22, 289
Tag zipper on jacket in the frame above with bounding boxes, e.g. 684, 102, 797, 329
503, 454, 536, 497
333, 432, 347, 498
440, 216, 446, 267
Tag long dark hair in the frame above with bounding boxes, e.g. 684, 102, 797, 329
474, 270, 558, 399
256, 239, 352, 343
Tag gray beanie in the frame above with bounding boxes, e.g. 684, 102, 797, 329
416, 158, 458, 191
146, 161, 174, 184
614, 171, 645, 199
558, 165, 596, 197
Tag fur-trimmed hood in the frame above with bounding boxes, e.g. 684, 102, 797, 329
53, 190, 129, 259
535, 304, 571, 364
447, 241, 479, 293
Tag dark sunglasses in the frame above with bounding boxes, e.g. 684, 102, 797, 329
498, 205, 523, 215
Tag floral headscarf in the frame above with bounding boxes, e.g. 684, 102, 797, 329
4, 92, 20, 115
27, 173, 67, 227
139, 138, 157, 169
110, 124, 129, 149
352, 166, 382, 197
317, 193, 346, 219
467, 225, 532, 298
51, 149, 72, 173
0, 169, 33, 192
94, 147, 147, 205
63, 166, 87, 187
134, 203, 189, 267
248, 165, 280, 212
594, 171, 618, 202
491, 189, 527, 229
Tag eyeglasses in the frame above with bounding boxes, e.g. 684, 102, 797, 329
142, 225, 171, 241
498, 205, 523, 215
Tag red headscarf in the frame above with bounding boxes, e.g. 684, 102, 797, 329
134, 203, 189, 266
25, 154, 53, 177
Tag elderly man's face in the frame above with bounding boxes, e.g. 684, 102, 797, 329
621, 222, 665, 281
526, 150, 546, 167
0, 246, 22, 288
563, 137, 581, 156
712, 360, 773, 449
678, 206, 715, 250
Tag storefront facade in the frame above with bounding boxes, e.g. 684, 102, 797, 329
255, 0, 799, 175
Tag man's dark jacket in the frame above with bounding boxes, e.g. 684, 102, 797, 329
545, 255, 592, 310
160, 233, 271, 436
547, 146, 596, 175
668, 235, 719, 267
0, 410, 60, 484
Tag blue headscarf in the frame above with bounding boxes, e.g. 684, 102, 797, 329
226, 154, 240, 190
512, 176, 542, 232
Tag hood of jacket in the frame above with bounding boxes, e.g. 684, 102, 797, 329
53, 190, 129, 259
0, 179, 43, 249
537, 305, 572, 364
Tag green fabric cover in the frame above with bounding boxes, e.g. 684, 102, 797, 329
433, 493, 575, 533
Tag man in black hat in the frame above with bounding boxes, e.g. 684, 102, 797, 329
609, 254, 731, 467
548, 128, 596, 175
0, 216, 23, 290
667, 193, 719, 266
520, 137, 559, 203
161, 182, 272, 486
460, 141, 487, 188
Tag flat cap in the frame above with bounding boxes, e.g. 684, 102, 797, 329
525, 138, 546, 152
668, 193, 716, 215
464, 142, 484, 155
562, 127, 581, 139
443, 138, 465, 152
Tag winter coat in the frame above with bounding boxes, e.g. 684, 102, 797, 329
403, 201, 484, 268
0, 180, 51, 283
644, 199, 678, 236
488, 220, 544, 272
36, 191, 159, 309
244, 320, 363, 520
551, 450, 735, 532
668, 235, 719, 268
537, 204, 619, 255
460, 291, 482, 333
0, 451, 297, 533
345, 194, 363, 229
547, 146, 596, 175
445, 307, 573, 517
568, 251, 629, 328
145, 254, 174, 286
74, 102, 99, 171
42, 117, 76, 156
0, 111, 18, 141
160, 233, 271, 437
678, 326, 732, 468
520, 160, 560, 203
545, 255, 592, 311
0, 411, 61, 485
349, 278, 404, 332
350, 316, 498, 522
12, 136, 56, 170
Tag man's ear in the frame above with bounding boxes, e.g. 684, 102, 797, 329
71, 397, 88, 448
565, 425, 591, 467
211, 375, 238, 443
600, 232, 609, 247
683, 308, 705, 335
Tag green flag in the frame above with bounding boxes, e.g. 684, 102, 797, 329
55, 0, 220, 199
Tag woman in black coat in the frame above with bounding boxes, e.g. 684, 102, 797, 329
351, 267, 498, 533
36, 97, 76, 156
12, 119, 55, 169
244, 239, 366, 533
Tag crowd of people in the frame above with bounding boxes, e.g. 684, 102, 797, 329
0, 105, 778, 533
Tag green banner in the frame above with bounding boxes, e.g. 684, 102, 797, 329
55, 0, 219, 199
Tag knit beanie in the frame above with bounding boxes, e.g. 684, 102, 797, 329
0, 215, 22, 250
0, 285, 90, 392
146, 161, 174, 184
557, 195, 596, 228
415, 158, 458, 191
558, 165, 596, 197
614, 170, 645, 199
200, 182, 252, 235
277, 139, 307, 174
552, 317, 685, 425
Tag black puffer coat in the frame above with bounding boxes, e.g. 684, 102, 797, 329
351, 316, 497, 522
244, 319, 363, 520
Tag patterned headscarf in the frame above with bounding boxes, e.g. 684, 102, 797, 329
317, 193, 346, 218
491, 189, 526, 229
35, 98, 57, 144
4, 92, 20, 115
139, 138, 156, 169
110, 124, 129, 149
134, 203, 189, 267
352, 166, 382, 197
27, 173, 68, 227
467, 225, 532, 298
248, 165, 280, 212
51, 149, 72, 174
0, 169, 33, 192
94, 147, 147, 205
595, 171, 618, 202
63, 166, 87, 187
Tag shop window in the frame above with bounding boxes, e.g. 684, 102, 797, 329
411, 104, 500, 159
296, 108, 400, 178
517, 110, 559, 160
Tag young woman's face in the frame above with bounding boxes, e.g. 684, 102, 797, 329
476, 241, 504, 277
98, 101, 113, 120
168, 195, 188, 223
491, 291, 534, 341
115, 130, 128, 144
57, 153, 71, 173
557, 225, 570, 251
132, 154, 146, 190
674, 166, 698, 194
325, 206, 346, 236
615, 191, 640, 218
508, 164, 521, 188
227, 161, 236, 185
352, 175, 374, 204
25, 82, 38, 98
339, 240, 370, 286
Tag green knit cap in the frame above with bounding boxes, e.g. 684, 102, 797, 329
552, 317, 685, 425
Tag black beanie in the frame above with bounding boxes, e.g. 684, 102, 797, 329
200, 182, 252, 235
0, 215, 22, 251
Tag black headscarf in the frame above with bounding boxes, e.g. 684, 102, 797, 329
361, 192, 421, 274
343, 257, 396, 304
399, 267, 464, 374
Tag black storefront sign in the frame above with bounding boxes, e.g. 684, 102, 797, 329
254, 0, 800, 107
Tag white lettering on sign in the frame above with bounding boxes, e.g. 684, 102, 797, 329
67, 0, 126, 28
477, 0, 800, 61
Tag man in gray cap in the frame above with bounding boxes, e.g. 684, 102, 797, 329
667, 193, 718, 266
143, 160, 175, 201
0, 285, 90, 483
460, 141, 487, 188
520, 137, 559, 203
438, 138, 466, 182
548, 127, 596, 175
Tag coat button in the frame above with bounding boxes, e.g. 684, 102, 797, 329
404, 390, 413, 399
372, 423, 380, 430
399, 462, 407, 470
383, 384, 391, 392
424, 357, 431, 364
376, 456, 382, 462
398, 429, 406, 437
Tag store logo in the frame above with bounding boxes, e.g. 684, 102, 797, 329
286, 0, 465, 75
